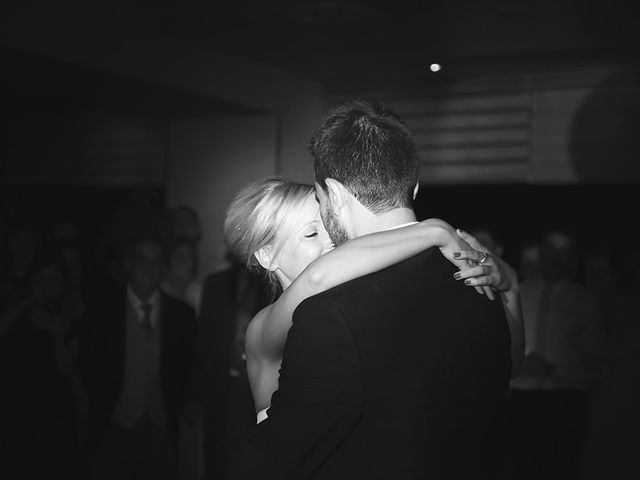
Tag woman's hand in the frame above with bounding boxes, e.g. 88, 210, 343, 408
452, 228, 525, 374
452, 229, 518, 294
425, 219, 499, 300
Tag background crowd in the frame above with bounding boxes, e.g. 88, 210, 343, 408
1, 186, 638, 480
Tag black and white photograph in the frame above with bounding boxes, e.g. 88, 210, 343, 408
1, 1, 639, 479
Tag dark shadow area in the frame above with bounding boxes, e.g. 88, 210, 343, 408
417, 181, 640, 479
415, 182, 640, 267
1, 45, 264, 117
0, 184, 266, 480
570, 69, 640, 182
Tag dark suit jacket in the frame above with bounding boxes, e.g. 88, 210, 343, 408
235, 249, 511, 480
81, 286, 197, 451
194, 269, 243, 400
195, 268, 268, 479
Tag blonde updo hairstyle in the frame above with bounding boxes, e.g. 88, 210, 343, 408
223, 176, 315, 295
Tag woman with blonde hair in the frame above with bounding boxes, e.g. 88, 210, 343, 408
223, 176, 521, 422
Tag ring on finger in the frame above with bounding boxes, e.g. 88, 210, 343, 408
479, 252, 489, 264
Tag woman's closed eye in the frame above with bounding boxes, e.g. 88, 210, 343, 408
305, 231, 318, 238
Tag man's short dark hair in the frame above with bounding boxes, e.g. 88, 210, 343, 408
307, 99, 420, 213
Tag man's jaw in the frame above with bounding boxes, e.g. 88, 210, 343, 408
325, 208, 350, 247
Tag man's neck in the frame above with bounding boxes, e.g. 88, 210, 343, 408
352, 207, 417, 238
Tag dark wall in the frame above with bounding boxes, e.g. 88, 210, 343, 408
414, 183, 639, 266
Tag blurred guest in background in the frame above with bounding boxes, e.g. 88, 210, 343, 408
193, 256, 267, 480
0, 222, 40, 306
582, 248, 640, 478
0, 251, 85, 480
80, 235, 197, 480
516, 240, 542, 285
508, 230, 608, 480
161, 238, 202, 314
518, 230, 607, 384
581, 242, 617, 336
164, 205, 203, 247
94, 188, 166, 287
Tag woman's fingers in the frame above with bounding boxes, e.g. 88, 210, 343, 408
453, 234, 499, 302
455, 227, 516, 294
469, 283, 495, 300
455, 262, 497, 300
454, 265, 498, 301
454, 248, 489, 264
454, 264, 490, 280
456, 228, 479, 248
462, 274, 493, 286
456, 229, 495, 258
482, 285, 496, 301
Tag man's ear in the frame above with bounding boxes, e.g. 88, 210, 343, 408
254, 245, 277, 272
413, 181, 420, 200
325, 178, 348, 211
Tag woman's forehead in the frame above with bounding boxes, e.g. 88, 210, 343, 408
277, 195, 321, 240
288, 196, 320, 230
296, 194, 321, 223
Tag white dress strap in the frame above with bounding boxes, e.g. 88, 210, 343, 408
256, 407, 269, 424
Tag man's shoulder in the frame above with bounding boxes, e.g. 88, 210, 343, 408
297, 248, 453, 314
298, 247, 504, 328
315, 248, 448, 294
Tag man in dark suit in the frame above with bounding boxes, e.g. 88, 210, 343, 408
194, 260, 267, 480
81, 235, 197, 480
235, 100, 512, 479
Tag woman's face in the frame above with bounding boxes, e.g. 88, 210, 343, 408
273, 193, 333, 288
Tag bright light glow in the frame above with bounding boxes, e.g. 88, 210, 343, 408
429, 63, 441, 72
